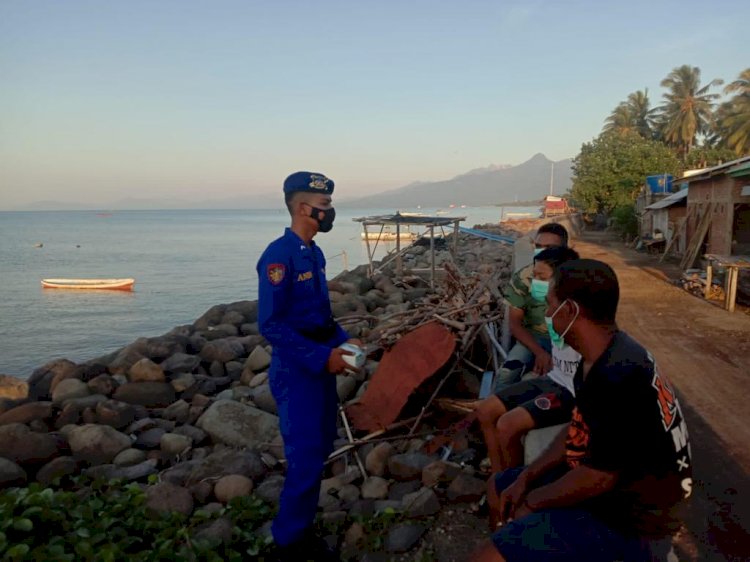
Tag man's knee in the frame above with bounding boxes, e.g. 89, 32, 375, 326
495, 409, 534, 444
477, 396, 506, 426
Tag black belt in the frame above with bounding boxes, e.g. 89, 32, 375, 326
298, 319, 337, 343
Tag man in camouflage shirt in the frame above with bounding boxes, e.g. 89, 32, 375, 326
496, 223, 569, 391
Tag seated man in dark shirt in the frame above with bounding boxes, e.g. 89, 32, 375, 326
473, 259, 693, 562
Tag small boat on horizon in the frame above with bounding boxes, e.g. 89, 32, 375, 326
41, 278, 135, 291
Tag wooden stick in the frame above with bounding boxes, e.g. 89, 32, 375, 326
325, 415, 423, 462
433, 314, 467, 331
408, 359, 458, 435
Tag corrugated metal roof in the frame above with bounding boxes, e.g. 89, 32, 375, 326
729, 161, 750, 178
678, 156, 750, 182
644, 189, 688, 210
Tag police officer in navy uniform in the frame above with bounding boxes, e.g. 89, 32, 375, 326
257, 171, 359, 560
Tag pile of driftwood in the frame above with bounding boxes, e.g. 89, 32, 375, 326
341, 262, 505, 351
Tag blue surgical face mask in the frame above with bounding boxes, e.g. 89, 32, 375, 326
545, 299, 580, 349
530, 279, 549, 302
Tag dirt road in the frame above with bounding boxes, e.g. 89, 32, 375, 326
574, 232, 750, 562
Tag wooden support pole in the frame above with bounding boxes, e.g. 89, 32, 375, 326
430, 225, 436, 289
728, 267, 739, 313
362, 224, 374, 277
705, 262, 713, 299
396, 223, 402, 277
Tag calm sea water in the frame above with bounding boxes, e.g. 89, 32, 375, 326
0, 206, 536, 378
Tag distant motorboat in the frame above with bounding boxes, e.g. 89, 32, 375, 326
34, 243, 43, 248
41, 278, 135, 291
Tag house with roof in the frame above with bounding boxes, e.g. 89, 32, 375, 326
682, 156, 750, 260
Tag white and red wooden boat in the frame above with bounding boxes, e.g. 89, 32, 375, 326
41, 278, 135, 291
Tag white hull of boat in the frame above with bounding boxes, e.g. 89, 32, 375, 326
41, 278, 135, 291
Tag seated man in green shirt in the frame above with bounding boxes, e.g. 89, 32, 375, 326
496, 223, 568, 391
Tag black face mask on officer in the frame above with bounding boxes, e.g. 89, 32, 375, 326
307, 205, 336, 233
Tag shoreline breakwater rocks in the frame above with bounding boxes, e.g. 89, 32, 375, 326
0, 224, 521, 554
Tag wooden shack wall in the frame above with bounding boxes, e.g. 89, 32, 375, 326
686, 175, 741, 256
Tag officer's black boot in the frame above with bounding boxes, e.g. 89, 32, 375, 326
274, 529, 339, 562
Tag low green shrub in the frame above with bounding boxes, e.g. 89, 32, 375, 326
0, 478, 274, 561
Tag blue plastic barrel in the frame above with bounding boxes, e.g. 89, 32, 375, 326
646, 174, 674, 193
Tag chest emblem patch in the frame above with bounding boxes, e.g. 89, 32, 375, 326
267, 263, 286, 286
297, 271, 313, 282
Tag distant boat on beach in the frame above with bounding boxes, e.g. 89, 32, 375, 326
361, 229, 418, 241
41, 278, 135, 291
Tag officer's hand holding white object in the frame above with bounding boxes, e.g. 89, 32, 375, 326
326, 347, 353, 374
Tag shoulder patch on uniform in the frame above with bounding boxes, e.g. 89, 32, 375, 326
267, 263, 286, 285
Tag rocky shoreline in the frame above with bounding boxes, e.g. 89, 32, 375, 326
0, 223, 525, 560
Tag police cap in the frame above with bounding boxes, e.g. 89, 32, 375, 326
283, 171, 335, 195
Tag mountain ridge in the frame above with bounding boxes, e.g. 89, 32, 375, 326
339, 153, 572, 208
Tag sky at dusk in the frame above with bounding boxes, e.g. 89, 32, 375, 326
1, 0, 748, 209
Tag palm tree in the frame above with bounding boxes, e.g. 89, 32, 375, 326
603, 89, 655, 138
626, 89, 655, 138
603, 102, 636, 135
718, 68, 750, 155
657, 65, 723, 156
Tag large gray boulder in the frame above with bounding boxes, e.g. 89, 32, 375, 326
196, 400, 279, 448
52, 378, 90, 404
95, 399, 137, 429
27, 358, 78, 400
365, 442, 394, 477
145, 482, 194, 516
0, 402, 54, 426
255, 474, 285, 505
224, 300, 258, 324
446, 473, 486, 502
36, 456, 78, 486
113, 382, 175, 407
0, 423, 59, 466
67, 424, 131, 465
214, 474, 253, 503
193, 304, 227, 331
385, 523, 426, 553
402, 487, 440, 518
0, 374, 28, 400
160, 353, 200, 374
388, 452, 435, 481
250, 384, 277, 415
128, 358, 165, 383
200, 339, 245, 363
244, 346, 271, 372
0, 457, 27, 487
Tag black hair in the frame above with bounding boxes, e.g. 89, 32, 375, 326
537, 223, 569, 247
552, 259, 619, 324
285, 191, 300, 214
534, 246, 580, 269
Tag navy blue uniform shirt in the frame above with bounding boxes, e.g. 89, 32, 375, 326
257, 228, 348, 375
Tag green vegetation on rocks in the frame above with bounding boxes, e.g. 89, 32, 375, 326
0, 478, 274, 561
